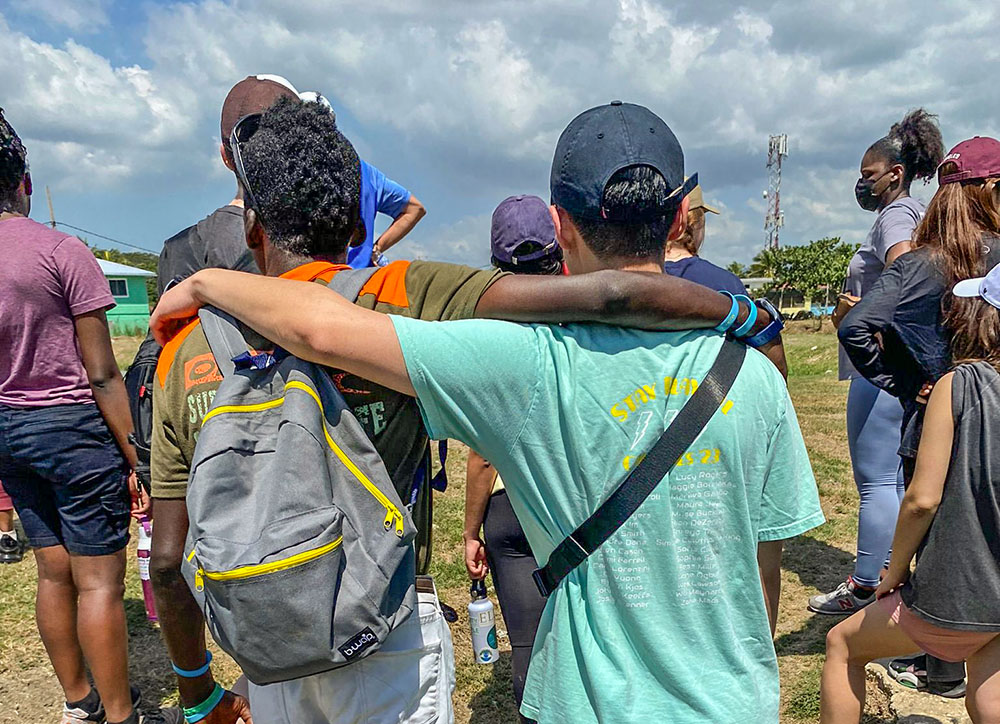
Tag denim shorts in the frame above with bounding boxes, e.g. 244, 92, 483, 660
0, 403, 130, 555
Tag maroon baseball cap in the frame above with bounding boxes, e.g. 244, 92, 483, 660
938, 136, 1000, 184
220, 75, 300, 147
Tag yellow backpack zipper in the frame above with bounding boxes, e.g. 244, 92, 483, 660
200, 379, 406, 537
190, 535, 343, 592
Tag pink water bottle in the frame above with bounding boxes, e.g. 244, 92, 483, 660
137, 516, 157, 622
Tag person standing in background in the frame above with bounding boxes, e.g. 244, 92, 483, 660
811, 109, 943, 616
663, 182, 746, 295
838, 136, 1000, 699
0, 480, 24, 563
464, 195, 561, 721
0, 109, 179, 724
350, 160, 426, 268
157, 75, 302, 291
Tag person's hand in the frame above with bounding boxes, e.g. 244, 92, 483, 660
876, 566, 910, 600
127, 470, 151, 520
464, 535, 489, 580
916, 380, 935, 405
199, 690, 253, 724
150, 276, 204, 345
832, 293, 860, 329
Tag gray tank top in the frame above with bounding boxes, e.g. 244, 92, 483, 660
901, 362, 1000, 631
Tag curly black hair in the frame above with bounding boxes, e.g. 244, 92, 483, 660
242, 97, 361, 257
0, 108, 27, 213
869, 108, 944, 186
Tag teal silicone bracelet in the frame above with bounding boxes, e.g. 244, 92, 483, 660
183, 683, 224, 723
732, 295, 758, 337
714, 292, 740, 333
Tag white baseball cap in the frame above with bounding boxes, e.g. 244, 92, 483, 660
953, 262, 1000, 309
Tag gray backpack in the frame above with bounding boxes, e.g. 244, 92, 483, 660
181, 268, 417, 685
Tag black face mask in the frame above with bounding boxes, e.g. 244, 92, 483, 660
854, 170, 894, 212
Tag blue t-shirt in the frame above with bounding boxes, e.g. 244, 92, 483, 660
664, 256, 747, 295
347, 161, 412, 269
391, 317, 824, 724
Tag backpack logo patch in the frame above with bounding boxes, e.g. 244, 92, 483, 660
338, 627, 379, 660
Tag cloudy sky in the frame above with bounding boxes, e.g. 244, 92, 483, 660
2, 0, 998, 267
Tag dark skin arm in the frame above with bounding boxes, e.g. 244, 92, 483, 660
757, 540, 783, 637
150, 499, 252, 722
464, 451, 498, 580
475, 271, 787, 378
74, 310, 147, 515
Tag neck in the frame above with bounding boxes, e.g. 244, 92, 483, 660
264, 247, 348, 277
880, 184, 910, 211
664, 246, 694, 262
0, 211, 25, 222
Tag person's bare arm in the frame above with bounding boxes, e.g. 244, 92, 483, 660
374, 195, 426, 257
152, 270, 415, 396
876, 373, 953, 598
757, 540, 783, 636
150, 499, 253, 722
74, 310, 147, 514
477, 272, 786, 377
464, 451, 497, 580
75, 310, 137, 469
475, 270, 766, 332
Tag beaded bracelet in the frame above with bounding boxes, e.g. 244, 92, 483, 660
183, 683, 225, 724
171, 651, 213, 678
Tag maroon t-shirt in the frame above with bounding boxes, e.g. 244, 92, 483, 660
0, 217, 114, 407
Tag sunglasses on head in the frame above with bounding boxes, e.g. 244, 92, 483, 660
230, 112, 264, 224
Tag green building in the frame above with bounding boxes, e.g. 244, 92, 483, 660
97, 259, 154, 335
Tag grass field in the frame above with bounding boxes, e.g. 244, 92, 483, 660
0, 323, 896, 723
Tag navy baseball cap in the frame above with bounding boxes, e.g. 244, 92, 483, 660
490, 195, 561, 266
550, 101, 696, 221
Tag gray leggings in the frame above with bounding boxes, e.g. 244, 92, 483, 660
846, 377, 905, 587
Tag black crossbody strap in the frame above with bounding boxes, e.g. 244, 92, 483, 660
532, 338, 747, 597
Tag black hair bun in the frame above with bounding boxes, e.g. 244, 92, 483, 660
889, 108, 945, 183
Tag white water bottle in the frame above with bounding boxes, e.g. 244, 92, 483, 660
468, 579, 499, 664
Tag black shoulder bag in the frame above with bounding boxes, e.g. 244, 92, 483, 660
532, 338, 747, 597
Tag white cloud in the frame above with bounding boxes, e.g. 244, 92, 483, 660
3, 1, 1000, 265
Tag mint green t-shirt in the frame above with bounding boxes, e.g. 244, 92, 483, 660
391, 318, 824, 724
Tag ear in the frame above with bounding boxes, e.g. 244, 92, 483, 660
551, 206, 577, 253
244, 208, 264, 249
666, 195, 691, 242
220, 142, 236, 172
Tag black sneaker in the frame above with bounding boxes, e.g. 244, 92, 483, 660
61, 686, 142, 724
0, 532, 24, 564
137, 708, 184, 724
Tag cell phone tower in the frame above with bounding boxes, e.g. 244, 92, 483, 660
763, 134, 788, 249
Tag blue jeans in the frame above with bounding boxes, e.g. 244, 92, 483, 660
846, 378, 905, 588
0, 403, 130, 555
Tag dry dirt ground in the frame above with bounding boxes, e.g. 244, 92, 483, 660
0, 324, 961, 723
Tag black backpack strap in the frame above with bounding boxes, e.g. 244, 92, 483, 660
532, 338, 747, 597
327, 267, 379, 301
198, 307, 251, 378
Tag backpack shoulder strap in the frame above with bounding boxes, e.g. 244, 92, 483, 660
532, 338, 747, 597
327, 267, 379, 301
198, 307, 251, 378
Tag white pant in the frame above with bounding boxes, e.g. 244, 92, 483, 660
248, 589, 456, 724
